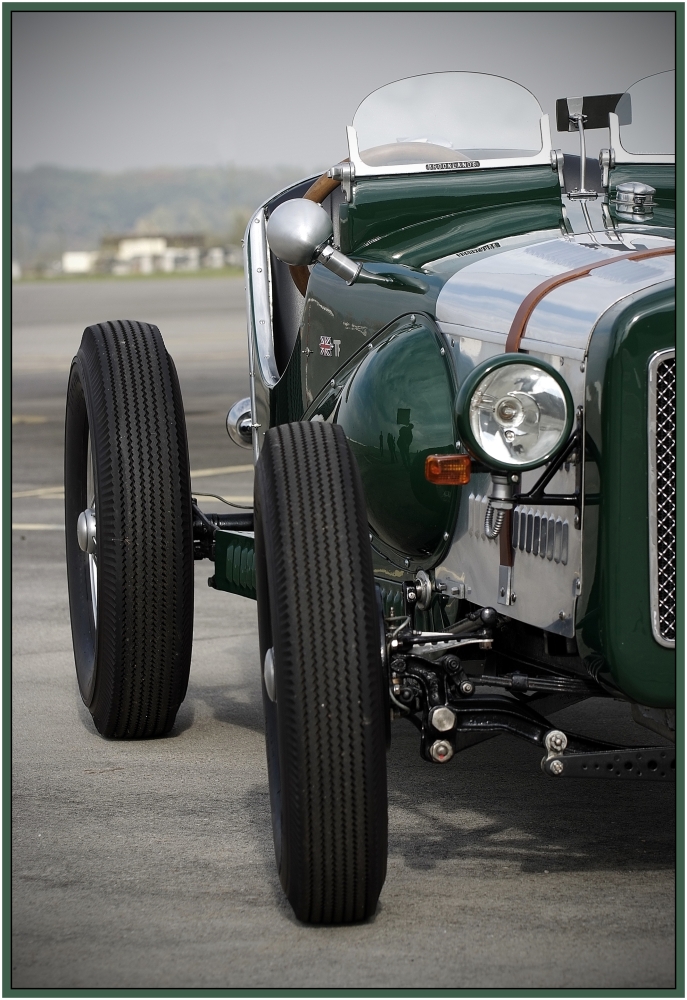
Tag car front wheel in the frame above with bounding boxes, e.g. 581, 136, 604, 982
254, 420, 388, 924
64, 319, 194, 738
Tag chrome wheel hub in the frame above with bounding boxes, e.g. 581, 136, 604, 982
80, 431, 98, 625
77, 508, 97, 555
264, 647, 276, 702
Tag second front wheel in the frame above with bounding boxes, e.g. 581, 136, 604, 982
254, 421, 388, 924
64, 319, 194, 738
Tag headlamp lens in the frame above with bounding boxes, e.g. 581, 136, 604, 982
469, 364, 568, 467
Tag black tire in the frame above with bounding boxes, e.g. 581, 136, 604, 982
254, 421, 388, 924
64, 320, 194, 738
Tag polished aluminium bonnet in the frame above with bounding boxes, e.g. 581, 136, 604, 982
434, 232, 674, 637
435, 233, 675, 360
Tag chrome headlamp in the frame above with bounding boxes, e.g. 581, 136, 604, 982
456, 354, 573, 471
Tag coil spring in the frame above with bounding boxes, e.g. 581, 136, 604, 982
484, 503, 504, 539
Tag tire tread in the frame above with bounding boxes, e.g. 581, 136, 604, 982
256, 421, 387, 923
67, 319, 193, 738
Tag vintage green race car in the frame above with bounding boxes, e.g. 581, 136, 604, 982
65, 70, 675, 925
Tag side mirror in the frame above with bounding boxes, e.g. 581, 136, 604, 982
266, 200, 333, 266
267, 198, 428, 294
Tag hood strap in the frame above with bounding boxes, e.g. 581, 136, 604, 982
505, 245, 674, 354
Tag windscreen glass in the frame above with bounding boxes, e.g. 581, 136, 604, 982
618, 70, 675, 155
353, 72, 544, 168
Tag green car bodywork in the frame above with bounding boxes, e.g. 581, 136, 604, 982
340, 166, 563, 265
579, 285, 675, 707
217, 136, 675, 712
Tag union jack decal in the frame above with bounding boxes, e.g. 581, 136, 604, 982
319, 336, 333, 357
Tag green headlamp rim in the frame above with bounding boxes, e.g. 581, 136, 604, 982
456, 353, 575, 472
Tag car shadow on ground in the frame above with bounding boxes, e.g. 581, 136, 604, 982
239, 711, 674, 895
385, 719, 675, 875
78, 660, 675, 883
183, 675, 265, 737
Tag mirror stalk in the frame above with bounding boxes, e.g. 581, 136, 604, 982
317, 246, 428, 293
567, 113, 598, 200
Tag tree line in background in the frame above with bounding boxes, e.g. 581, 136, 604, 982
12, 163, 310, 276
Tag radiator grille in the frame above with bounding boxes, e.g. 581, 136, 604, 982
649, 352, 676, 646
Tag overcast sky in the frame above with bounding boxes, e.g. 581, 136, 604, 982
12, 10, 675, 174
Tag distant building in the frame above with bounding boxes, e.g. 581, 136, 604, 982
115, 236, 166, 274
204, 247, 226, 269
52, 234, 237, 279
100, 233, 207, 276
225, 245, 244, 267
62, 250, 99, 275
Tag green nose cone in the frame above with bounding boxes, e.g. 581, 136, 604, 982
336, 319, 457, 558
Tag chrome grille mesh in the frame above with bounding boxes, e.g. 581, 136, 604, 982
654, 356, 676, 643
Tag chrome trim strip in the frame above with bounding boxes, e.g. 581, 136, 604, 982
242, 174, 319, 461
648, 347, 676, 648
243, 215, 260, 463
346, 116, 553, 178
609, 112, 675, 166
248, 211, 279, 389
244, 208, 281, 461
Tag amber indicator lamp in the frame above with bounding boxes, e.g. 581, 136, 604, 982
424, 454, 471, 485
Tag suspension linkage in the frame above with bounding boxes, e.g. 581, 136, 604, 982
389, 628, 492, 652
192, 500, 254, 560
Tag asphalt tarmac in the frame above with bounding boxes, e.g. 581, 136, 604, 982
12, 276, 676, 991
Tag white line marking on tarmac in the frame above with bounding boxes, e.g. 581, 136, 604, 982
12, 465, 254, 499
13, 523, 64, 531
12, 465, 254, 500
12, 486, 65, 498
190, 465, 254, 477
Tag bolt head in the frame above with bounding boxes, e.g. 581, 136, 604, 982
429, 739, 454, 763
549, 759, 564, 775
429, 706, 456, 732
545, 729, 568, 754
460, 680, 474, 696
404, 558, 410, 567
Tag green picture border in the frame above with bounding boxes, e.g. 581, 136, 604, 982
4, 3, 683, 997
